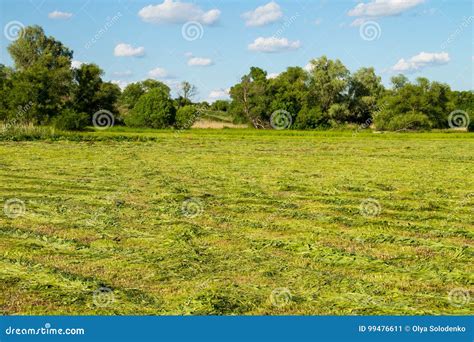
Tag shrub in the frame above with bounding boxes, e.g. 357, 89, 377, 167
175, 105, 199, 129
468, 114, 473, 132
374, 111, 431, 131
328, 103, 350, 124
52, 109, 89, 131
294, 106, 328, 129
125, 88, 175, 129
211, 100, 230, 112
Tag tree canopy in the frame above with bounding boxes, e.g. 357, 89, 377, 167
0, 25, 471, 132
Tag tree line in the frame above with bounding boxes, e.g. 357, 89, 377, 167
228, 59, 473, 131
0, 26, 472, 132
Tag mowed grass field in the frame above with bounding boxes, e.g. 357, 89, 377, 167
0, 129, 472, 315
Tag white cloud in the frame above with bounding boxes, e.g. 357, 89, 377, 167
314, 18, 322, 25
242, 1, 283, 27
114, 43, 145, 57
112, 70, 133, 77
208, 88, 230, 100
138, 0, 220, 25
48, 10, 73, 19
348, 0, 425, 18
187, 57, 214, 67
148, 67, 172, 79
248, 36, 301, 53
392, 52, 450, 73
71, 60, 84, 69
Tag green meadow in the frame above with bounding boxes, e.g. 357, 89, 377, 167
0, 129, 472, 315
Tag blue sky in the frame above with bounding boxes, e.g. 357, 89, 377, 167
0, 0, 472, 101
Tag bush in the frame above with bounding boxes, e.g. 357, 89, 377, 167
328, 103, 350, 124
374, 111, 431, 131
125, 88, 175, 129
211, 100, 230, 112
294, 106, 328, 129
175, 105, 198, 129
52, 109, 89, 131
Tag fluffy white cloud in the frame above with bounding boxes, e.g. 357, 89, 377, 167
114, 43, 145, 57
148, 67, 172, 79
348, 0, 424, 18
248, 36, 301, 53
112, 70, 133, 77
242, 2, 283, 27
187, 57, 214, 67
48, 10, 73, 19
392, 52, 450, 73
138, 0, 220, 25
208, 88, 230, 100
71, 60, 84, 69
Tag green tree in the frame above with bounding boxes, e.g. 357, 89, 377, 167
307, 56, 350, 113
229, 67, 269, 128
8, 25, 72, 71
125, 88, 175, 128
71, 63, 103, 114
95, 82, 121, 115
268, 66, 309, 121
121, 79, 170, 110
0, 64, 13, 121
451, 90, 473, 131
374, 77, 453, 130
175, 105, 198, 129
328, 103, 350, 124
210, 100, 230, 112
391, 74, 409, 90
347, 67, 384, 123
120, 83, 144, 110
294, 105, 327, 129
69, 64, 121, 125
7, 26, 73, 123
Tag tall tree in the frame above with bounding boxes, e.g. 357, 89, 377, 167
178, 81, 197, 101
229, 67, 269, 128
307, 56, 350, 113
7, 25, 73, 123
121, 80, 170, 110
348, 67, 384, 123
71, 63, 103, 114
125, 88, 175, 128
0, 64, 13, 121
268, 66, 309, 118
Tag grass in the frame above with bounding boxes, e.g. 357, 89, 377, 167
0, 129, 472, 315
